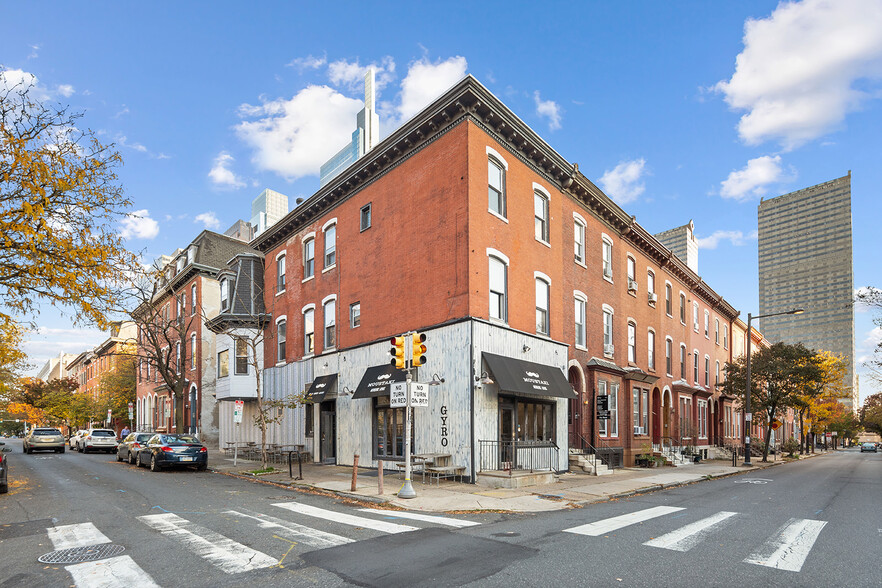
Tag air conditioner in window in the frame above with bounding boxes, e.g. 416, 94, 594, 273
633, 426, 645, 435
648, 292, 658, 304
604, 343, 615, 355
628, 278, 638, 292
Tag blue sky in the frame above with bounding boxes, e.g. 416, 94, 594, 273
4, 1, 881, 401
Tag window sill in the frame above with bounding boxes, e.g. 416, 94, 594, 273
275, 289, 285, 297
603, 275, 614, 285
575, 344, 588, 352
488, 209, 509, 224
604, 353, 614, 360
648, 301, 656, 308
627, 290, 637, 298
322, 264, 336, 274
275, 361, 287, 367
302, 276, 315, 284
535, 238, 551, 249
574, 259, 586, 269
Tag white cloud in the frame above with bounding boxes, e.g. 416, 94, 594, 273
119, 209, 159, 240
56, 84, 75, 97
195, 211, 221, 230
719, 155, 794, 201
0, 68, 43, 98
715, 0, 882, 149
235, 86, 362, 180
863, 326, 882, 348
23, 326, 107, 374
287, 53, 327, 71
695, 229, 758, 249
599, 158, 647, 204
328, 56, 396, 93
534, 91, 562, 130
208, 151, 247, 188
27, 44, 40, 60
393, 56, 467, 125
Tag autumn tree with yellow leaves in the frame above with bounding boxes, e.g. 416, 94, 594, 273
0, 68, 138, 368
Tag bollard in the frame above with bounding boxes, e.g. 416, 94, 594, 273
378, 460, 384, 495
351, 454, 359, 491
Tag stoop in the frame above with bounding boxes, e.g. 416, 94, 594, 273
476, 470, 557, 489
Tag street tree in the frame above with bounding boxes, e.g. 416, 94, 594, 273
0, 68, 138, 334
855, 287, 882, 385
860, 392, 882, 436
98, 352, 136, 430
793, 350, 847, 453
723, 342, 824, 461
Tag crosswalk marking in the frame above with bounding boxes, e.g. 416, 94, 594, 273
272, 502, 419, 534
563, 506, 685, 536
357, 508, 481, 528
138, 512, 278, 574
48, 522, 111, 550
744, 518, 827, 572
644, 511, 738, 551
66, 555, 161, 588
224, 509, 353, 547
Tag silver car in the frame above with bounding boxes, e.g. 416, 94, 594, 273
23, 428, 65, 454
78, 429, 119, 454
69, 430, 88, 450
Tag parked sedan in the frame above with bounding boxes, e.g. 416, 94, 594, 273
23, 428, 65, 453
78, 429, 119, 453
860, 442, 877, 453
135, 434, 207, 472
69, 430, 88, 450
1, 440, 11, 494
117, 432, 154, 464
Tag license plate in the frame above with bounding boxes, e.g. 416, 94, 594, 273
181, 457, 194, 462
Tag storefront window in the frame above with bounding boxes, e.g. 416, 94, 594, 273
374, 396, 413, 459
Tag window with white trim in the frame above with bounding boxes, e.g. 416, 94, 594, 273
488, 157, 506, 217
190, 284, 196, 316
665, 338, 673, 375
350, 302, 360, 328
324, 223, 336, 268
627, 321, 636, 363
220, 279, 229, 311
574, 218, 586, 264
323, 299, 336, 349
303, 308, 314, 356
303, 238, 315, 279
715, 360, 720, 385
277, 319, 286, 363
704, 310, 709, 338
235, 338, 248, 375
218, 350, 229, 378
360, 203, 372, 231
574, 295, 586, 348
535, 277, 550, 336
647, 270, 655, 302
647, 329, 655, 370
666, 283, 673, 316
534, 190, 549, 243
704, 355, 710, 386
680, 344, 686, 379
723, 325, 729, 349
489, 255, 508, 322
693, 349, 699, 383
693, 302, 700, 332
602, 236, 613, 279
603, 307, 614, 355
276, 254, 286, 293
715, 318, 720, 344
698, 400, 708, 438
190, 333, 196, 370
627, 256, 636, 291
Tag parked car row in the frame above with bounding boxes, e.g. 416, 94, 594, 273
0, 440, 11, 493
117, 432, 208, 472
68, 429, 119, 453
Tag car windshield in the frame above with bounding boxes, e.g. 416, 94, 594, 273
135, 434, 152, 442
163, 435, 200, 445
34, 429, 61, 436
91, 431, 116, 437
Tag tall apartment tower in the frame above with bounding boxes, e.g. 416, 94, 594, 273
757, 173, 857, 412
654, 220, 699, 273
319, 68, 380, 186
250, 188, 289, 238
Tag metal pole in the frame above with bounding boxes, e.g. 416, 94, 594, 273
233, 422, 239, 467
398, 372, 417, 499
744, 313, 753, 466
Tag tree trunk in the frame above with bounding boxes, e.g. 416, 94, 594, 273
799, 411, 805, 454
761, 408, 774, 462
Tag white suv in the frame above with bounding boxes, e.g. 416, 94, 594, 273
78, 429, 119, 454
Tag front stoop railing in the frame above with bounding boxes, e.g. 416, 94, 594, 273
478, 440, 560, 474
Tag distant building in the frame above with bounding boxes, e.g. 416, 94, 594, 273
36, 352, 78, 382
250, 189, 289, 238
319, 68, 380, 187
655, 220, 699, 274
224, 219, 254, 242
757, 173, 857, 412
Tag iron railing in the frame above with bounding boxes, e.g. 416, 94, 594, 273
570, 434, 623, 469
477, 439, 560, 474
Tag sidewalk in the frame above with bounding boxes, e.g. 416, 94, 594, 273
207, 450, 831, 513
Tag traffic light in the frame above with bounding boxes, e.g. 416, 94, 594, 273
390, 336, 406, 369
412, 332, 427, 367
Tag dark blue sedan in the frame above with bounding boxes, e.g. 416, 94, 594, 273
135, 434, 208, 472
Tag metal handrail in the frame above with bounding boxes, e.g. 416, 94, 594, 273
477, 439, 560, 474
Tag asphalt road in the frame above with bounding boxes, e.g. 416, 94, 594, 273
1, 439, 880, 587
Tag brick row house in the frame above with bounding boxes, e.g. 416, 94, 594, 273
225, 75, 775, 480
133, 230, 258, 447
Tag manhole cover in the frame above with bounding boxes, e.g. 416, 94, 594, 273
38, 543, 125, 564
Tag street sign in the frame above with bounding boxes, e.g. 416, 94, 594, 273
233, 400, 244, 423
107, 409, 112, 421
411, 383, 429, 407
770, 420, 782, 431
596, 395, 610, 420
390, 382, 407, 407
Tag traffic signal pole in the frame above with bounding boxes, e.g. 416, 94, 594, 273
390, 331, 427, 500
398, 370, 417, 499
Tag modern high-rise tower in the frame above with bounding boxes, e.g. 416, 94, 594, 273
319, 68, 380, 186
757, 173, 857, 412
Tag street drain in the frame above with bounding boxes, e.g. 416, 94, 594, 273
38, 543, 125, 564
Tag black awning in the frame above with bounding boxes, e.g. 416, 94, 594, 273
483, 352, 576, 399
306, 374, 338, 403
352, 364, 408, 399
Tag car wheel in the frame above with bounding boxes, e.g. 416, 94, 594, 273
0, 483, 7, 494
116, 452, 123, 462
150, 455, 161, 472
197, 464, 207, 471
128, 452, 135, 465
135, 452, 144, 468
22, 445, 26, 453
26, 447, 32, 454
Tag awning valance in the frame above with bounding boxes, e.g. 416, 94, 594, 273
351, 364, 408, 399
483, 352, 576, 399
306, 374, 338, 403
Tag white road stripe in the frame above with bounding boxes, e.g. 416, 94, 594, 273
563, 506, 686, 536
272, 502, 419, 534
66, 555, 160, 588
48, 523, 111, 550
644, 511, 738, 551
138, 512, 278, 574
744, 518, 827, 572
358, 508, 481, 528
224, 509, 353, 547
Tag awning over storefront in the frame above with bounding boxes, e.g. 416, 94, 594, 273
351, 364, 408, 399
306, 374, 338, 403
483, 352, 576, 399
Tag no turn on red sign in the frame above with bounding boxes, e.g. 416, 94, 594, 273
233, 400, 244, 423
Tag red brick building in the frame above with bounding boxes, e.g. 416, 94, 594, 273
250, 77, 746, 475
